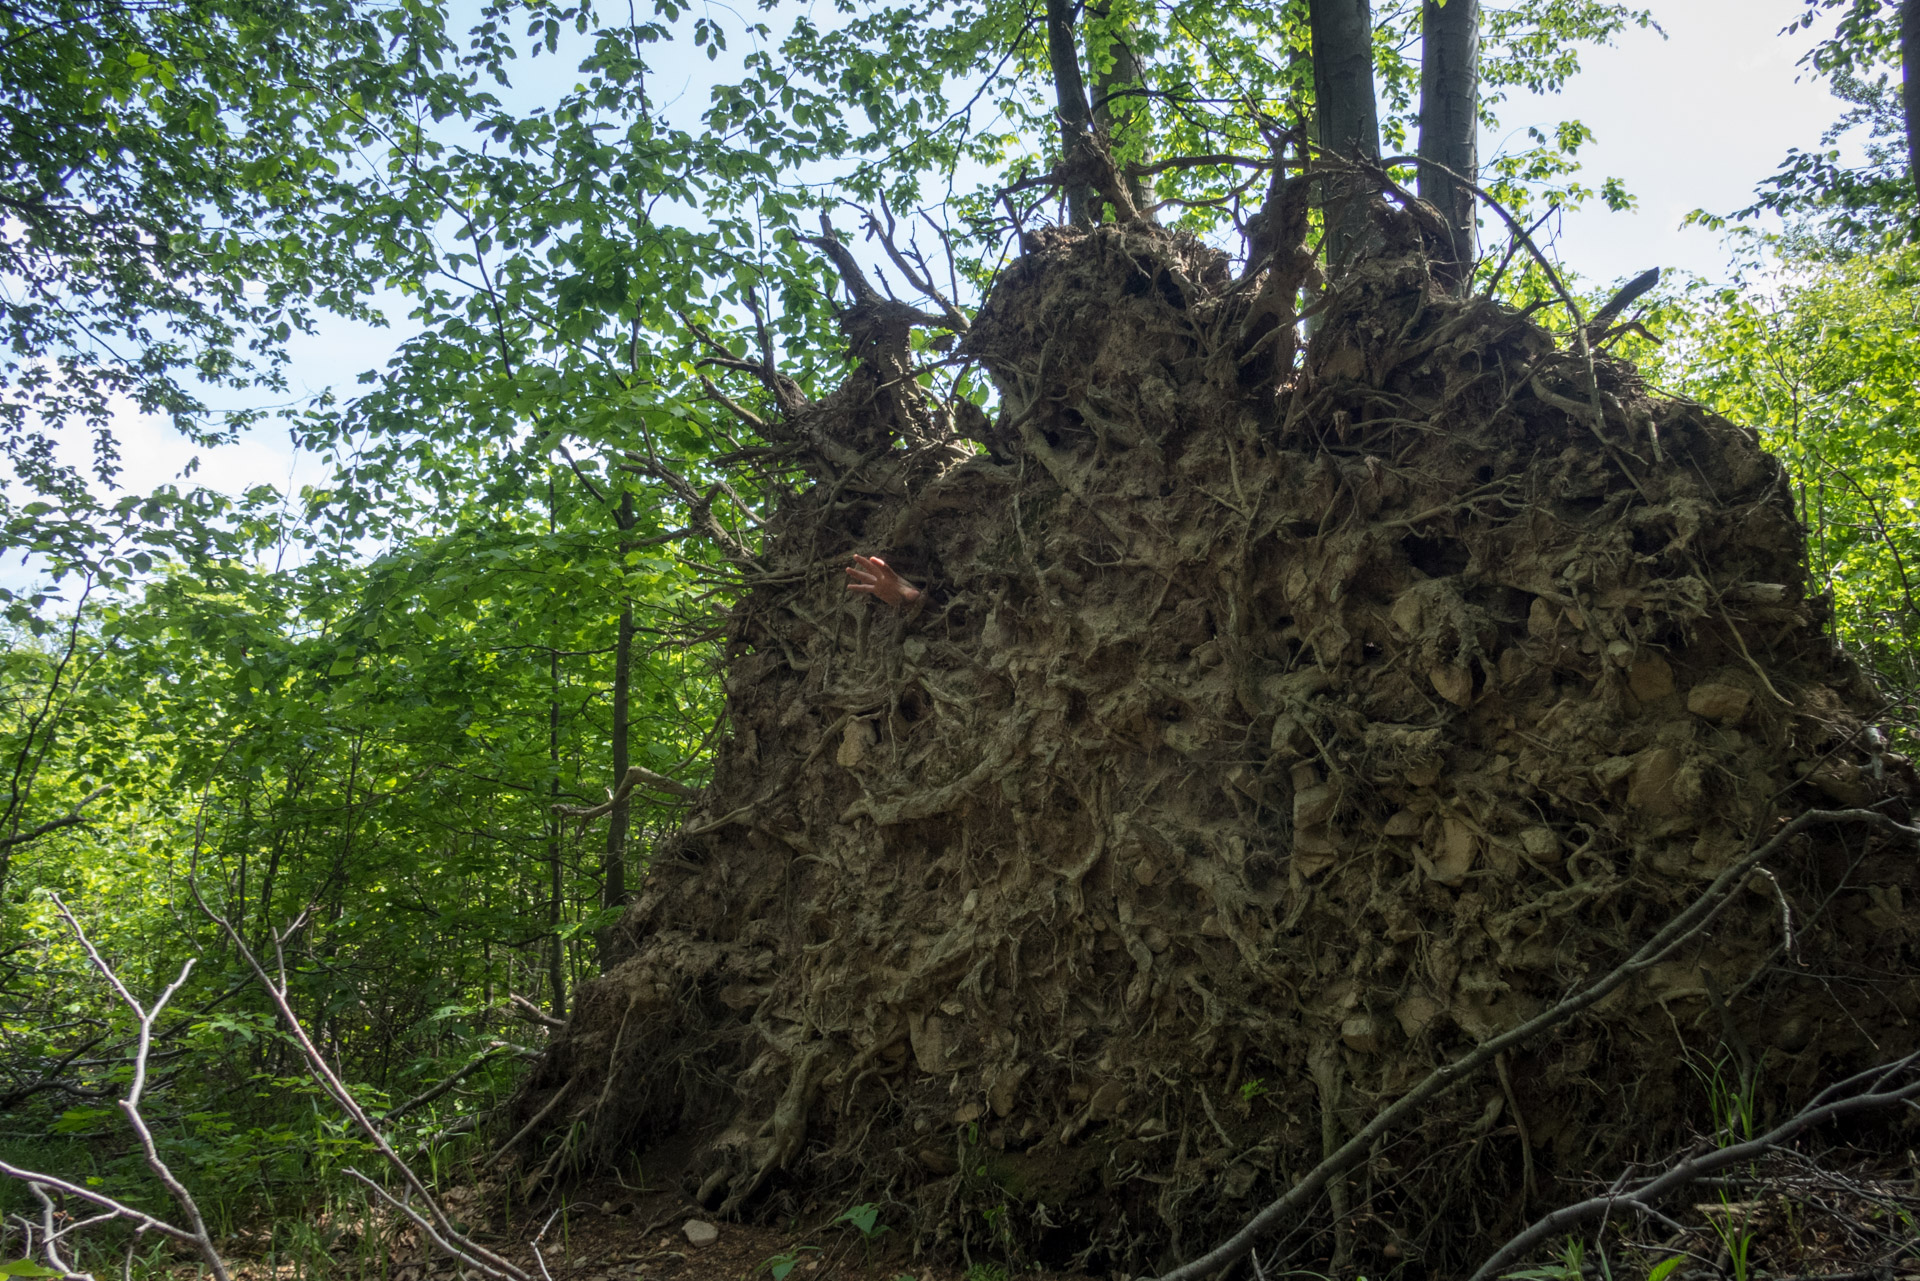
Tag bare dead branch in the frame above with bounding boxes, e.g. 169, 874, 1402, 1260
0, 1165, 204, 1252
492, 1076, 576, 1166
679, 309, 810, 420
343, 1170, 505, 1274
616, 452, 761, 567
43, 894, 231, 1281
1586, 266, 1662, 336
863, 199, 970, 334
696, 372, 771, 433
0, 784, 112, 853
383, 1045, 523, 1122
554, 764, 699, 827
1468, 1049, 1920, 1281
553, 441, 610, 507
804, 213, 884, 306
508, 992, 566, 1030
530, 1203, 567, 1281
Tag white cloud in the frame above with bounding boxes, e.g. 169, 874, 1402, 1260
1494, 0, 1848, 284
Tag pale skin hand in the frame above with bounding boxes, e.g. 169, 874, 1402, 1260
846, 555, 922, 607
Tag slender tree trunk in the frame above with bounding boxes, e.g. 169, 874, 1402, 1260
547, 648, 567, 1021
1902, 0, 1919, 185
1417, 0, 1479, 276
600, 491, 638, 971
1307, 0, 1381, 272
604, 604, 634, 916
546, 471, 568, 1021
1046, 0, 1098, 225
1089, 3, 1150, 212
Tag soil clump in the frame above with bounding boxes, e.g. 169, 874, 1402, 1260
515, 205, 1919, 1275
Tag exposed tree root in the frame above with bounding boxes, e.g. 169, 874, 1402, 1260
511, 205, 1920, 1275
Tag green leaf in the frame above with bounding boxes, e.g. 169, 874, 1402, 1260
833, 1203, 882, 1237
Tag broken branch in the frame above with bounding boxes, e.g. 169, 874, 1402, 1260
1468, 1049, 1920, 1281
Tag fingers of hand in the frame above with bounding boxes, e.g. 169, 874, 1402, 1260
848, 557, 893, 585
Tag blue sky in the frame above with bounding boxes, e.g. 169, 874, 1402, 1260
69, 0, 1858, 514
1500, 0, 1844, 284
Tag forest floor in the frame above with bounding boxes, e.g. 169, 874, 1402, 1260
177, 1149, 1920, 1281
432, 1163, 1919, 1281
448, 1182, 1053, 1281
191, 1174, 1100, 1281
111, 1143, 1920, 1281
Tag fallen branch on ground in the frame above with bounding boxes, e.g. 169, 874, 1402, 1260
1467, 1050, 1920, 1281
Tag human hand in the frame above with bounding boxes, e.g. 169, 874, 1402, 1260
846, 555, 922, 607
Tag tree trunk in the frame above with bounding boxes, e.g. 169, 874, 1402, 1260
547, 649, 567, 1022
1307, 0, 1381, 271
1088, 3, 1150, 212
1902, 0, 1919, 185
1417, 0, 1479, 276
545, 472, 568, 1022
603, 490, 639, 947
1045, 0, 1098, 225
603, 603, 634, 920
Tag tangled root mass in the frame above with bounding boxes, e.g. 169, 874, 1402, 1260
519, 210, 1919, 1274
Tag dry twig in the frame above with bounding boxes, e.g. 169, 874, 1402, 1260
1469, 1050, 1920, 1281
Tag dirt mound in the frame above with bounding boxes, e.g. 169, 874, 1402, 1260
515, 209, 1919, 1275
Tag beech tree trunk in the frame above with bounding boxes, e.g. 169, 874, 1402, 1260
1307, 0, 1381, 271
546, 650, 567, 1021
1418, 0, 1479, 275
1088, 3, 1150, 212
1045, 0, 1098, 226
1902, 0, 1919, 185
545, 472, 568, 1021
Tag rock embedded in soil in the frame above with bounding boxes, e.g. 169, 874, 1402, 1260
683, 1220, 719, 1248
1687, 681, 1754, 724
515, 212, 1918, 1276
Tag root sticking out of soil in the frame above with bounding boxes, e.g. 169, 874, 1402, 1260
515, 205, 1920, 1275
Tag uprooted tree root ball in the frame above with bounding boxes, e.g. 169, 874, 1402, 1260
513, 210, 1920, 1274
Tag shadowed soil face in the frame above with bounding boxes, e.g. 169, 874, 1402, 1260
514, 210, 1919, 1277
